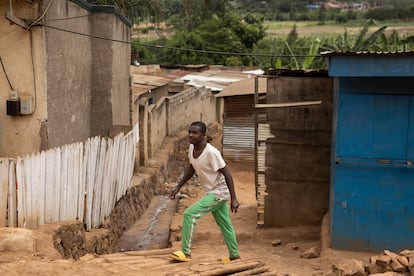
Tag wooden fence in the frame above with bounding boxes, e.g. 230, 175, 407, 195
0, 124, 138, 230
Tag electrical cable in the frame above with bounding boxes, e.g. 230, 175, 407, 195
28, 0, 55, 27
0, 56, 14, 90
32, 21, 321, 58
29, 29, 37, 113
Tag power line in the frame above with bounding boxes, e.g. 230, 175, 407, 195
32, 21, 321, 58
0, 56, 14, 90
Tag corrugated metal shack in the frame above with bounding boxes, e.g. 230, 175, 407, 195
215, 77, 267, 163
323, 51, 414, 252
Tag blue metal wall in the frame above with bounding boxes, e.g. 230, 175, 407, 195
330, 77, 414, 252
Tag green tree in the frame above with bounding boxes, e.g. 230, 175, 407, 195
286, 24, 298, 45
318, 5, 326, 25
164, 31, 208, 64
177, 0, 227, 31
159, 12, 266, 65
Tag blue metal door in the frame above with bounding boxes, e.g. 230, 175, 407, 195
332, 93, 414, 252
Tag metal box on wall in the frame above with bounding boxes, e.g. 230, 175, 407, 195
7, 98, 20, 115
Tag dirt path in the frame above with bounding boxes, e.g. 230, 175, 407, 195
0, 160, 373, 275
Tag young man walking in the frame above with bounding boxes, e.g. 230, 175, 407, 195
169, 121, 240, 263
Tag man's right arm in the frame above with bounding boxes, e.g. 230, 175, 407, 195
170, 164, 195, 199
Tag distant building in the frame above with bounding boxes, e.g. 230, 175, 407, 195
306, 4, 321, 10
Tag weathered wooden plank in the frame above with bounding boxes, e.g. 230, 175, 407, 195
124, 133, 134, 193
45, 149, 56, 223
109, 135, 121, 211
60, 146, 68, 220
8, 160, 17, 227
85, 136, 100, 230
66, 144, 76, 220
117, 133, 127, 201
53, 148, 62, 222
84, 139, 91, 230
16, 159, 25, 228
0, 158, 9, 227
26, 154, 34, 228
92, 138, 106, 228
31, 153, 41, 228
100, 139, 113, 222
255, 100, 322, 109
39, 152, 46, 226
77, 142, 86, 222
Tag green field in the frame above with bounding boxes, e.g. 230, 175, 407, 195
264, 20, 414, 37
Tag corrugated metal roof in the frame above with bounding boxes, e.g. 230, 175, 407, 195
131, 85, 156, 97
215, 77, 267, 97
130, 65, 162, 75
131, 73, 175, 96
174, 69, 255, 91
131, 74, 173, 86
321, 50, 414, 57
184, 79, 226, 91
267, 69, 329, 76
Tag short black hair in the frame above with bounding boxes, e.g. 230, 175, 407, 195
191, 121, 207, 134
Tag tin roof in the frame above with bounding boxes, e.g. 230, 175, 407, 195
130, 65, 162, 75
174, 69, 261, 92
215, 77, 267, 97
321, 50, 414, 57
131, 73, 175, 96
322, 51, 414, 77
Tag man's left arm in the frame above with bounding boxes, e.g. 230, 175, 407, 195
219, 166, 239, 213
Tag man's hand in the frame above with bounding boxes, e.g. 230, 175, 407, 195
230, 198, 239, 213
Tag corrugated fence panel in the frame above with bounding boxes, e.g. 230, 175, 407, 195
223, 117, 255, 162
224, 95, 255, 116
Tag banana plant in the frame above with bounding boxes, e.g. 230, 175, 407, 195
281, 38, 321, 70
323, 19, 387, 52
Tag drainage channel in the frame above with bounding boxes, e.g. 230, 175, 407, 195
116, 194, 178, 252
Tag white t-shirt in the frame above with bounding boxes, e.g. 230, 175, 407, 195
189, 143, 230, 200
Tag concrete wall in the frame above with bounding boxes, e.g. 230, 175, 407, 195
137, 86, 217, 166
0, 0, 131, 157
45, 0, 92, 148
264, 76, 333, 226
90, 11, 131, 136
0, 1, 47, 157
167, 86, 216, 135
148, 99, 168, 158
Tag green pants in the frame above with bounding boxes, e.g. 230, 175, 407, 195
181, 193, 239, 258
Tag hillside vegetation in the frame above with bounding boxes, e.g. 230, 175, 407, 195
128, 0, 414, 69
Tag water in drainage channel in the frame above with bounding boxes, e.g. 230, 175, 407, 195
116, 194, 179, 252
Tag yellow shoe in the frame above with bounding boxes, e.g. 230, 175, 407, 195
220, 256, 240, 263
170, 250, 192, 262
